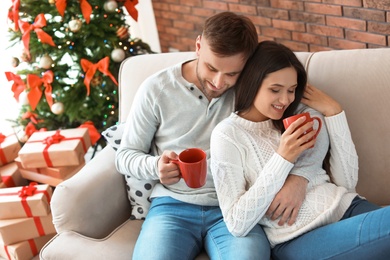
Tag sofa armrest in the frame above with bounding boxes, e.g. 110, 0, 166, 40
51, 146, 132, 238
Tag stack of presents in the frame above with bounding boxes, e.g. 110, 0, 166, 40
0, 127, 93, 259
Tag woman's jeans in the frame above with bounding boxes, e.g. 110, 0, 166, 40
272, 196, 390, 260
132, 196, 270, 260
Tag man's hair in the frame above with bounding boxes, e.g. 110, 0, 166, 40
202, 12, 258, 60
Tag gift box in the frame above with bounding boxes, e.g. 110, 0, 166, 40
0, 183, 52, 220
15, 156, 85, 179
0, 162, 28, 188
0, 131, 21, 167
18, 128, 91, 168
18, 162, 85, 187
0, 214, 55, 245
0, 234, 55, 260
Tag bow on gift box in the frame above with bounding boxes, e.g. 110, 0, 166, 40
43, 130, 65, 146
8, 0, 20, 31
27, 70, 54, 111
19, 13, 56, 58
18, 182, 38, 198
56, 0, 92, 24
123, 0, 139, 21
25, 122, 47, 138
5, 71, 26, 102
81, 56, 118, 96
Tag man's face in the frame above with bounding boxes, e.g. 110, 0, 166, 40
195, 35, 246, 100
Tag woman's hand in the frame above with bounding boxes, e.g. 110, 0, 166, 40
302, 84, 342, 117
157, 150, 181, 185
278, 116, 317, 163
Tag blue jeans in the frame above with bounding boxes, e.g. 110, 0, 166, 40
272, 197, 390, 260
132, 196, 270, 260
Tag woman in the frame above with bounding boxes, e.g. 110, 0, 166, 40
210, 41, 390, 259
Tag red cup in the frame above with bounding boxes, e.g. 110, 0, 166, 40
283, 112, 322, 148
172, 148, 207, 188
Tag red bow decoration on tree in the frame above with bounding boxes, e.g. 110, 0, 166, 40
19, 13, 56, 59
22, 111, 40, 124
123, 0, 139, 21
5, 71, 26, 102
18, 182, 38, 198
56, 0, 92, 24
8, 0, 20, 31
78, 121, 101, 146
80, 56, 118, 96
25, 122, 47, 138
27, 70, 54, 111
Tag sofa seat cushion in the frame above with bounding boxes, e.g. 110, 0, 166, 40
40, 219, 209, 259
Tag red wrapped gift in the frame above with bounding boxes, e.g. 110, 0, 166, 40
0, 213, 55, 245
0, 183, 52, 220
0, 131, 21, 167
0, 162, 28, 188
18, 128, 91, 168
15, 156, 85, 179
18, 162, 85, 187
0, 234, 55, 260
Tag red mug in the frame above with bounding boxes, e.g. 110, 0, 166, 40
283, 112, 322, 148
172, 148, 207, 188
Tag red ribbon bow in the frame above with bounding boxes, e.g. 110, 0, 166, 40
22, 111, 40, 124
27, 70, 54, 111
43, 130, 65, 146
81, 56, 118, 96
78, 121, 101, 146
8, 0, 20, 31
18, 182, 38, 198
19, 13, 56, 59
123, 0, 139, 21
5, 71, 26, 102
56, 0, 92, 24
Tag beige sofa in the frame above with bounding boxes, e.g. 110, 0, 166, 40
40, 48, 390, 259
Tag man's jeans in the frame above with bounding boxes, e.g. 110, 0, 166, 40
132, 196, 270, 260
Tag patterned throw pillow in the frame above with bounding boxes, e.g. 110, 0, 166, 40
102, 123, 156, 219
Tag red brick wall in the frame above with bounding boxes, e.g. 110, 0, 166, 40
152, 0, 390, 52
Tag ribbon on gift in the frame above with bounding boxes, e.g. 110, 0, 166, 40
0, 133, 14, 165
1, 176, 16, 188
8, 0, 20, 31
27, 70, 54, 111
27, 130, 87, 167
123, 0, 139, 21
56, 0, 92, 24
5, 71, 26, 102
81, 56, 118, 96
4, 239, 39, 259
19, 13, 56, 59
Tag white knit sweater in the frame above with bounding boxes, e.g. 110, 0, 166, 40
210, 107, 359, 247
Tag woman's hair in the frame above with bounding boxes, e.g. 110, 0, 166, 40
202, 12, 258, 61
235, 41, 307, 131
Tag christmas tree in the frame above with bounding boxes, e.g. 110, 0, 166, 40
5, 0, 154, 147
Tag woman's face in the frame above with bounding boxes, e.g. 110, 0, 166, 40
244, 66, 298, 122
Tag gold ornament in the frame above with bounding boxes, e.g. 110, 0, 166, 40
48, 0, 56, 4
39, 54, 54, 69
51, 102, 65, 115
91, 75, 103, 86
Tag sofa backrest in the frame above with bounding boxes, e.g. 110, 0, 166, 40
118, 48, 390, 206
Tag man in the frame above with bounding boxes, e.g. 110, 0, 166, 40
116, 12, 306, 259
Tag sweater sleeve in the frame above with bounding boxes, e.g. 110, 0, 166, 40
210, 121, 293, 237
115, 76, 161, 180
324, 111, 358, 191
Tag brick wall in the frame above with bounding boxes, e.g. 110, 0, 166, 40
152, 0, 390, 52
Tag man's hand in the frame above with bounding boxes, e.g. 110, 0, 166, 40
266, 175, 308, 226
157, 150, 182, 185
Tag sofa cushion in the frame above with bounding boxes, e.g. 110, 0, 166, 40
102, 123, 156, 219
